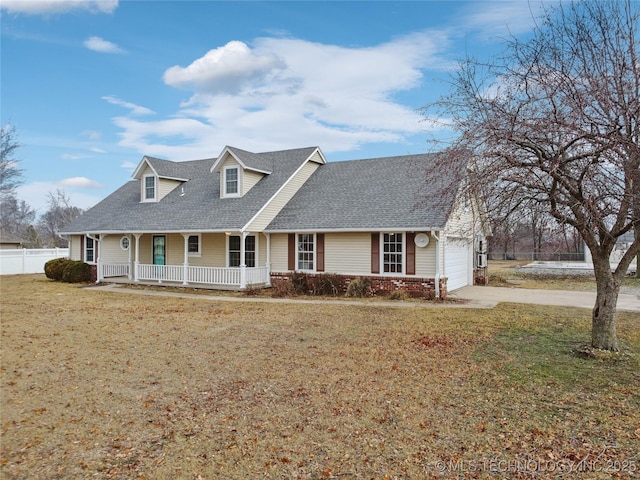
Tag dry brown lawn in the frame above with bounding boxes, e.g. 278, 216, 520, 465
1, 275, 639, 479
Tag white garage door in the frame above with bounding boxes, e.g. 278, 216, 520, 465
446, 239, 470, 291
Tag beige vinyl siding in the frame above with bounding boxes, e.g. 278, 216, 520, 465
188, 233, 226, 268
270, 233, 289, 272
444, 190, 482, 238
324, 233, 371, 275
70, 235, 82, 261
99, 235, 130, 264
307, 150, 325, 164
245, 161, 320, 232
158, 178, 181, 200
414, 233, 437, 277
242, 170, 264, 196
138, 235, 152, 264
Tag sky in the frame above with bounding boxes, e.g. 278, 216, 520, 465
1, 0, 548, 215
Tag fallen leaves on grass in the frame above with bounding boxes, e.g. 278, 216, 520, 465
1, 275, 638, 479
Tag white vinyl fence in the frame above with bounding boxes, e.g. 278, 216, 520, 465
0, 248, 69, 275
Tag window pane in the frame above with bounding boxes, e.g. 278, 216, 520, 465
245, 236, 255, 267
297, 234, 314, 270
382, 233, 402, 274
188, 235, 199, 253
145, 176, 155, 199
229, 252, 240, 267
226, 168, 238, 194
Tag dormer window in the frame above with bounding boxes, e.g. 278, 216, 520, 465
144, 175, 157, 202
223, 166, 239, 197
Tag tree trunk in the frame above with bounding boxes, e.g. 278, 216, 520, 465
591, 259, 620, 351
636, 253, 639, 279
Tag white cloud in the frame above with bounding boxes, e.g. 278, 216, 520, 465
57, 177, 104, 189
1, 0, 118, 15
112, 32, 450, 159
90, 146, 106, 153
102, 95, 154, 115
163, 41, 286, 94
461, 1, 551, 40
82, 130, 101, 140
84, 36, 124, 54
120, 161, 138, 170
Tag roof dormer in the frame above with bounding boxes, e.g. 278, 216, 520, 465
132, 156, 189, 203
210, 146, 272, 199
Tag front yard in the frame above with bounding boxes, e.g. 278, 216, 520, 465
1, 275, 638, 479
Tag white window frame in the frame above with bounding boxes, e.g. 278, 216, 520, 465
85, 236, 95, 264
227, 235, 257, 267
120, 236, 130, 251
297, 233, 315, 272
381, 232, 404, 275
223, 166, 240, 197
143, 174, 157, 202
187, 234, 201, 257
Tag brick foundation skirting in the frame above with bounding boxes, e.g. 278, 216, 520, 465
271, 272, 447, 299
89, 264, 98, 283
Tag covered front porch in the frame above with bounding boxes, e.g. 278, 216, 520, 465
94, 231, 272, 290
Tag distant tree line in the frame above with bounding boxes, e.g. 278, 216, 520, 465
0, 124, 83, 248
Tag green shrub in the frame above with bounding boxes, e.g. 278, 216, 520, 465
61, 260, 92, 283
44, 258, 72, 281
346, 277, 373, 298
290, 271, 311, 295
313, 273, 344, 296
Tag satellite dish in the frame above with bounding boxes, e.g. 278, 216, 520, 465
414, 233, 429, 248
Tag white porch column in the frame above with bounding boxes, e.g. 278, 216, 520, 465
240, 231, 247, 289
134, 233, 142, 283
96, 234, 106, 283
181, 233, 190, 285
127, 235, 132, 280
265, 233, 272, 287
433, 231, 441, 299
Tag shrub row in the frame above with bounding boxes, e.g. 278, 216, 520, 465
44, 258, 92, 283
271, 272, 374, 298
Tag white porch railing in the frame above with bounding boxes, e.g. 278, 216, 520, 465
101, 263, 130, 278
123, 263, 270, 288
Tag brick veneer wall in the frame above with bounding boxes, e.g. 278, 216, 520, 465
89, 264, 98, 282
271, 272, 448, 299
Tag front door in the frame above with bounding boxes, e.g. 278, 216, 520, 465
153, 236, 166, 265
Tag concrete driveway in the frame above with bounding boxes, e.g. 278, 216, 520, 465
449, 286, 640, 313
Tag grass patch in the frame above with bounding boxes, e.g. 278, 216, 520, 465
1, 275, 639, 479
488, 260, 640, 292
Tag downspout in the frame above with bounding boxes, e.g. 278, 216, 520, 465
432, 231, 441, 299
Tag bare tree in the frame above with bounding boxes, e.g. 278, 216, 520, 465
0, 124, 23, 198
425, 0, 639, 350
0, 196, 36, 236
37, 190, 83, 247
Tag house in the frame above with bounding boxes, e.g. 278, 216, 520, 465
0, 231, 23, 250
59, 146, 488, 297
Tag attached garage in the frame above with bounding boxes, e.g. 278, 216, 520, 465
445, 238, 471, 291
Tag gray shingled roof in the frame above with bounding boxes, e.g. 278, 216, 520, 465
144, 156, 194, 180
60, 147, 464, 235
226, 147, 273, 174
60, 147, 318, 234
266, 152, 464, 231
